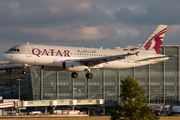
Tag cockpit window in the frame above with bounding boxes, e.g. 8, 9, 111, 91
8, 48, 20, 52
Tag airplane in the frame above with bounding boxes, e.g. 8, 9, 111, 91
1, 25, 169, 79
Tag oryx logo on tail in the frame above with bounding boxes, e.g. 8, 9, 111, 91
138, 25, 167, 54
144, 28, 166, 54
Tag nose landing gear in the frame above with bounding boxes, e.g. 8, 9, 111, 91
22, 71, 27, 75
22, 64, 29, 75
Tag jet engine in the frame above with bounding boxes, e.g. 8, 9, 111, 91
53, 59, 93, 79
62, 61, 88, 72
53, 58, 65, 67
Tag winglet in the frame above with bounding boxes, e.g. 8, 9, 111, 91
128, 51, 140, 56
138, 25, 167, 54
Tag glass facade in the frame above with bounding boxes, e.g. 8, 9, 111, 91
0, 46, 180, 105
0, 67, 32, 100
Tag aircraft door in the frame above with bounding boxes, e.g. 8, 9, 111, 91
26, 46, 31, 57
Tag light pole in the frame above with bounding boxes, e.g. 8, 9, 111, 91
16, 78, 22, 114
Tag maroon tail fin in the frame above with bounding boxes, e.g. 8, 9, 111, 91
138, 25, 167, 54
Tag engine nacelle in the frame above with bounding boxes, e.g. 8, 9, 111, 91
53, 58, 65, 67
63, 61, 88, 72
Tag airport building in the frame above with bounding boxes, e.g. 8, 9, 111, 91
0, 45, 179, 111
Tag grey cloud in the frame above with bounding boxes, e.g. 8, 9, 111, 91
1, 0, 180, 61
114, 0, 180, 25
0, 0, 115, 28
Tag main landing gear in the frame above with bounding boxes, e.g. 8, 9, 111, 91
86, 73, 93, 79
71, 72, 78, 78
71, 72, 93, 79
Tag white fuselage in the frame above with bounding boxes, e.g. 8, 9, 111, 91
1, 44, 168, 69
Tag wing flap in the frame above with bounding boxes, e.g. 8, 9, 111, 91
72, 53, 134, 67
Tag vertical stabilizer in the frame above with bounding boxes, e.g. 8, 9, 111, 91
138, 25, 167, 54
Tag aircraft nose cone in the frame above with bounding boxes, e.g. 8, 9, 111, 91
1, 53, 8, 61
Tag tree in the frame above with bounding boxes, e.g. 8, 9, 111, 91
110, 76, 159, 120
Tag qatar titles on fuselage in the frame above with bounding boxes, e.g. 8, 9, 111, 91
1, 25, 169, 79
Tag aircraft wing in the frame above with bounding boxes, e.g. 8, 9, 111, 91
72, 53, 134, 67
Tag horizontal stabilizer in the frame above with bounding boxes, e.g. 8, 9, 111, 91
136, 56, 169, 62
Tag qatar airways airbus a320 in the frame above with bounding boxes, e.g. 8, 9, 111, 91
1, 25, 169, 79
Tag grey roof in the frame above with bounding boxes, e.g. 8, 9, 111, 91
0, 61, 23, 70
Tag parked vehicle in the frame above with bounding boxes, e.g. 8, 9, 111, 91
148, 104, 171, 116
171, 106, 180, 116
29, 111, 42, 115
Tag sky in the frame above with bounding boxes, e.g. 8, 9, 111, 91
1, 0, 180, 61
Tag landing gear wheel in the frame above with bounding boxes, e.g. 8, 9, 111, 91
71, 72, 78, 78
22, 71, 27, 75
86, 73, 93, 79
